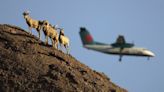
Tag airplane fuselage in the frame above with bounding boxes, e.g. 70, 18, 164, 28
84, 44, 155, 57
79, 27, 155, 61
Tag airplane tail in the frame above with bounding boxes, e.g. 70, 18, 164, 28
79, 27, 95, 45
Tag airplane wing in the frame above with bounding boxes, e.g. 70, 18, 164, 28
112, 35, 134, 48
116, 35, 126, 44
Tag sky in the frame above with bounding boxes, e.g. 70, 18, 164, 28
0, 0, 164, 92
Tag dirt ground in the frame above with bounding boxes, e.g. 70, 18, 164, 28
0, 24, 127, 92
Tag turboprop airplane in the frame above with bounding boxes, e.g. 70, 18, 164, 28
79, 27, 155, 61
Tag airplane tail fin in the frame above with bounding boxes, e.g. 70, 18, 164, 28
79, 27, 95, 45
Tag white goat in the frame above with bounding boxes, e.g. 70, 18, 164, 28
42, 20, 58, 49
23, 11, 43, 39
59, 29, 70, 54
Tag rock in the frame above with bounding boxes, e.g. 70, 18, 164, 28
0, 24, 127, 92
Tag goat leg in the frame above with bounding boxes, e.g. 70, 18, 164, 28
55, 40, 58, 49
51, 38, 55, 48
45, 35, 48, 45
28, 27, 32, 34
66, 45, 69, 54
38, 31, 40, 40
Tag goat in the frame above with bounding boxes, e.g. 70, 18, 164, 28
23, 11, 43, 39
42, 20, 58, 49
59, 29, 70, 54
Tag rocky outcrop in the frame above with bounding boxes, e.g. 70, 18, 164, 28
0, 24, 127, 92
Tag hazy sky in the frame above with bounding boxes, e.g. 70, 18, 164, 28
0, 0, 164, 92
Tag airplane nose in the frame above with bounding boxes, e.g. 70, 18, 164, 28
144, 50, 155, 57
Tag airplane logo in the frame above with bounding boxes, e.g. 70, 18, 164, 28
79, 27, 155, 61
86, 34, 93, 43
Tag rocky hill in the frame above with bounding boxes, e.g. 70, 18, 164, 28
0, 24, 127, 92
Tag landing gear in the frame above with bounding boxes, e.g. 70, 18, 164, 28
119, 55, 122, 62
147, 57, 150, 60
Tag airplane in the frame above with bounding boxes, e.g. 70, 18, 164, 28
79, 27, 155, 61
